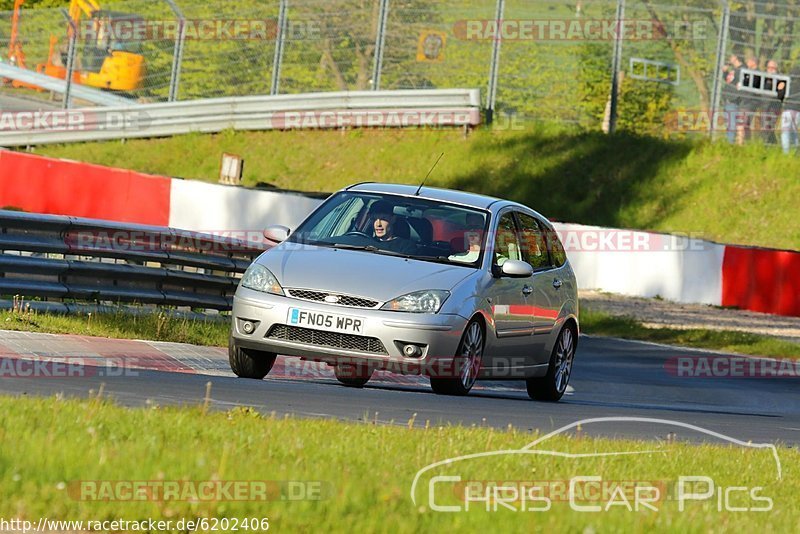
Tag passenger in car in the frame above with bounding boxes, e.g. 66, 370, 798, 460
448, 214, 485, 263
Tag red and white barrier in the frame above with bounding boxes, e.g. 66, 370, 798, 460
0, 151, 317, 233
722, 245, 800, 316
0, 151, 171, 225
1, 151, 798, 317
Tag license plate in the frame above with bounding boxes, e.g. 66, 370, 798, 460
287, 308, 365, 335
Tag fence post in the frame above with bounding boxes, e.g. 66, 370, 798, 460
709, 1, 730, 140
165, 0, 186, 102
486, 0, 505, 125
371, 0, 389, 90
607, 0, 625, 134
60, 8, 77, 110
271, 0, 289, 95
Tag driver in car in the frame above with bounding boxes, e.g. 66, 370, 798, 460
369, 200, 416, 255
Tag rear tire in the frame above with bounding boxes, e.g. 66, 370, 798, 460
430, 319, 484, 396
334, 363, 373, 387
228, 337, 277, 379
526, 323, 577, 401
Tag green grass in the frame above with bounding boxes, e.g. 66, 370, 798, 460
580, 309, 800, 359
0, 395, 796, 532
0, 307, 228, 347
33, 125, 800, 250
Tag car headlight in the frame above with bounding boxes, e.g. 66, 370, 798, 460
240, 263, 284, 295
382, 290, 450, 313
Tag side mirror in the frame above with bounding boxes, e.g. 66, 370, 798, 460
263, 225, 290, 243
500, 259, 533, 278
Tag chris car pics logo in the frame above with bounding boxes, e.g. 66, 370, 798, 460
411, 417, 781, 513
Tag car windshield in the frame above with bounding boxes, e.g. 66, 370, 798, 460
288, 192, 490, 267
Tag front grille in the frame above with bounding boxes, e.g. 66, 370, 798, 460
287, 289, 379, 309
266, 324, 388, 355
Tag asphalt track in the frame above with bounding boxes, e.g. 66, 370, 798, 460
0, 330, 798, 445
0, 92, 60, 111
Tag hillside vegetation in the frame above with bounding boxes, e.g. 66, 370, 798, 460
34, 126, 800, 250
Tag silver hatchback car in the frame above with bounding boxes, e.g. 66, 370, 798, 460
230, 183, 579, 400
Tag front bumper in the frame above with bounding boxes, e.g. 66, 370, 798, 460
231, 287, 469, 374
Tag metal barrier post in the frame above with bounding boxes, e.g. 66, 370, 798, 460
371, 0, 389, 90
165, 0, 186, 102
608, 0, 625, 134
60, 8, 77, 110
271, 0, 289, 95
486, 0, 504, 125
709, 1, 730, 140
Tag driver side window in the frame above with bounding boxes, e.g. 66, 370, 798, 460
310, 197, 365, 240
493, 213, 521, 265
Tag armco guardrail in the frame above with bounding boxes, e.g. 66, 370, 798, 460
0, 89, 482, 147
0, 63, 136, 108
0, 210, 268, 311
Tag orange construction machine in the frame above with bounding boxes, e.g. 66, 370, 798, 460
7, 0, 145, 92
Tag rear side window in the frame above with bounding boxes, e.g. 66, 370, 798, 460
545, 227, 568, 268
493, 213, 521, 264
515, 212, 551, 269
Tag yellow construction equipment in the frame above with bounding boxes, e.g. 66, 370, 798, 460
7, 0, 145, 92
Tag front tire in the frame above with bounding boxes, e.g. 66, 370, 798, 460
228, 337, 277, 379
334, 363, 373, 387
430, 319, 484, 396
526, 323, 577, 401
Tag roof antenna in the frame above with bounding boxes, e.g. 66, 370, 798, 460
415, 152, 444, 196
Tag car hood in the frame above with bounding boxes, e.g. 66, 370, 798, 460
258, 243, 474, 302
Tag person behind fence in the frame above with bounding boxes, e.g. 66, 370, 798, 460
726, 54, 747, 144
781, 68, 800, 155
762, 59, 784, 144
721, 56, 742, 144
739, 55, 761, 143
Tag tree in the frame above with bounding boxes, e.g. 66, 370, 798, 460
639, 0, 720, 111
281, 0, 437, 93
728, 0, 800, 68
0, 0, 64, 9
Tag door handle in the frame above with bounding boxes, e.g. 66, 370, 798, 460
552, 279, 563, 289
522, 285, 533, 296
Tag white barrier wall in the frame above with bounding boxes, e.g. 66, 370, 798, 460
169, 180, 325, 238
552, 222, 724, 305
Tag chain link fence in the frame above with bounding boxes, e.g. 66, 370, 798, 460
718, 1, 800, 152
0, 0, 798, 148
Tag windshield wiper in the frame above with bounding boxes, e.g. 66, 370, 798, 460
331, 243, 416, 259
288, 237, 335, 248
331, 243, 380, 252
420, 255, 469, 265
370, 248, 417, 258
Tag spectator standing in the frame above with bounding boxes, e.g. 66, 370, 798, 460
740, 55, 760, 143
781, 68, 800, 155
721, 57, 742, 144
763, 60, 783, 145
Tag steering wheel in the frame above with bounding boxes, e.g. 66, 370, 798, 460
343, 231, 371, 238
